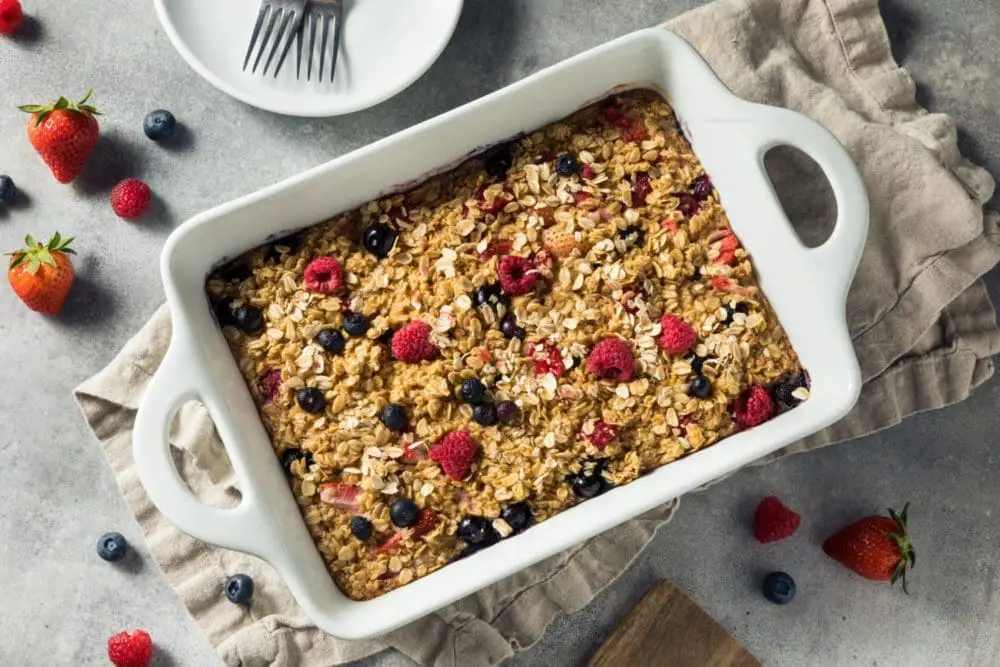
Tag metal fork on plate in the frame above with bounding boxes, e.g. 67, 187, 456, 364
243, 0, 344, 82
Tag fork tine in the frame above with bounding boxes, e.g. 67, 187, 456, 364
263, 8, 293, 76
269, 8, 301, 77
317, 12, 331, 82
243, 2, 270, 71
329, 4, 343, 82
252, 6, 282, 73
307, 12, 317, 81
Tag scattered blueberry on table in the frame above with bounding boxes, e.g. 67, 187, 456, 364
762, 571, 796, 605
96, 532, 129, 562
143, 109, 177, 142
225, 574, 254, 605
0, 175, 15, 203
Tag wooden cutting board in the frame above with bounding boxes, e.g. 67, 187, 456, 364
589, 580, 760, 667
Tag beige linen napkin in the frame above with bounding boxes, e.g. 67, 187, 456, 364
75, 0, 1000, 664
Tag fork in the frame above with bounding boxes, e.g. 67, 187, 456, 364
243, 0, 307, 78
298, 0, 344, 82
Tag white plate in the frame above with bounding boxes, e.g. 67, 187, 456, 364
135, 29, 868, 639
153, 0, 464, 117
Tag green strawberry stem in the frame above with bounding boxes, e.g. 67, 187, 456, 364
886, 502, 915, 594
6, 232, 76, 273
17, 91, 101, 126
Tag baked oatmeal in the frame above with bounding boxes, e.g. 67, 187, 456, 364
206, 89, 809, 601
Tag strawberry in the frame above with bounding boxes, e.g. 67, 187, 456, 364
107, 629, 153, 667
375, 508, 438, 554
318, 483, 361, 512
823, 503, 915, 592
753, 496, 800, 543
18, 91, 101, 184
6, 232, 76, 315
0, 0, 23, 35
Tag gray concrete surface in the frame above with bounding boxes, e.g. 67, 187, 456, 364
0, 1, 997, 665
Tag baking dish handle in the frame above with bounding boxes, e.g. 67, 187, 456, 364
133, 331, 269, 556
749, 105, 869, 303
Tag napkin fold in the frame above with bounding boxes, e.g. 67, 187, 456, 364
75, 0, 1000, 664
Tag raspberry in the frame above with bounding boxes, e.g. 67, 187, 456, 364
733, 385, 775, 428
659, 314, 696, 354
581, 164, 595, 179
583, 420, 619, 451
303, 256, 343, 293
0, 0, 24, 35
753, 496, 800, 543
391, 321, 436, 363
110, 179, 151, 220
429, 431, 478, 480
498, 255, 537, 295
257, 368, 282, 403
319, 483, 361, 512
586, 337, 634, 382
532, 341, 566, 377
107, 630, 153, 667
623, 122, 648, 143
631, 173, 652, 206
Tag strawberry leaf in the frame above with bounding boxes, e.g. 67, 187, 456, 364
17, 104, 48, 113
54, 96, 69, 109
24, 234, 36, 248
36, 249, 55, 267
50, 231, 61, 248
78, 90, 93, 105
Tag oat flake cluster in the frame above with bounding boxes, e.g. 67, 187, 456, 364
206, 89, 808, 601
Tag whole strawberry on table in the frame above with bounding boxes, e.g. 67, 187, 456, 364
823, 503, 916, 592
6, 232, 76, 315
18, 91, 100, 184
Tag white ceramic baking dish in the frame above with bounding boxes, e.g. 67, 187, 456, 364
134, 27, 868, 639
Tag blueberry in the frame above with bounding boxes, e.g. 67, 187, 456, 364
390, 498, 419, 528
214, 259, 253, 283
279, 448, 313, 474
0, 175, 16, 203
691, 175, 713, 200
225, 574, 254, 605
772, 382, 797, 407
473, 403, 497, 426
233, 305, 264, 335
484, 147, 514, 178
496, 400, 520, 424
460, 378, 486, 404
350, 516, 373, 541
555, 153, 579, 176
457, 516, 497, 546
212, 298, 236, 328
723, 301, 750, 324
316, 328, 346, 354
343, 312, 369, 337
689, 355, 707, 374
500, 313, 525, 339
362, 223, 398, 258
96, 532, 128, 562
144, 109, 177, 142
381, 403, 408, 432
689, 375, 712, 399
570, 473, 606, 499
296, 387, 325, 413
500, 502, 531, 533
762, 571, 796, 605
473, 283, 504, 309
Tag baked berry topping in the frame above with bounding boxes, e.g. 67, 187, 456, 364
691, 175, 713, 200
484, 146, 514, 178
733, 385, 775, 428
569, 472, 607, 499
659, 314, 696, 354
390, 498, 419, 528
391, 321, 436, 363
498, 255, 538, 296
473, 282, 505, 309
319, 483, 360, 511
429, 431, 478, 480
586, 337, 634, 382
257, 368, 282, 403
279, 447, 313, 474
350, 516, 373, 541
233, 304, 264, 334
631, 172, 652, 206
362, 223, 398, 258
303, 256, 343, 293
723, 301, 750, 324
618, 226, 645, 248
532, 341, 566, 377
296, 387, 325, 413
316, 328, 346, 353
500, 313, 526, 339
500, 502, 532, 533
381, 403, 408, 432
677, 193, 700, 217
555, 153, 579, 176
583, 420, 620, 451
496, 400, 520, 424
343, 312, 369, 337
458, 516, 498, 546
689, 375, 712, 399
472, 403, 497, 426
